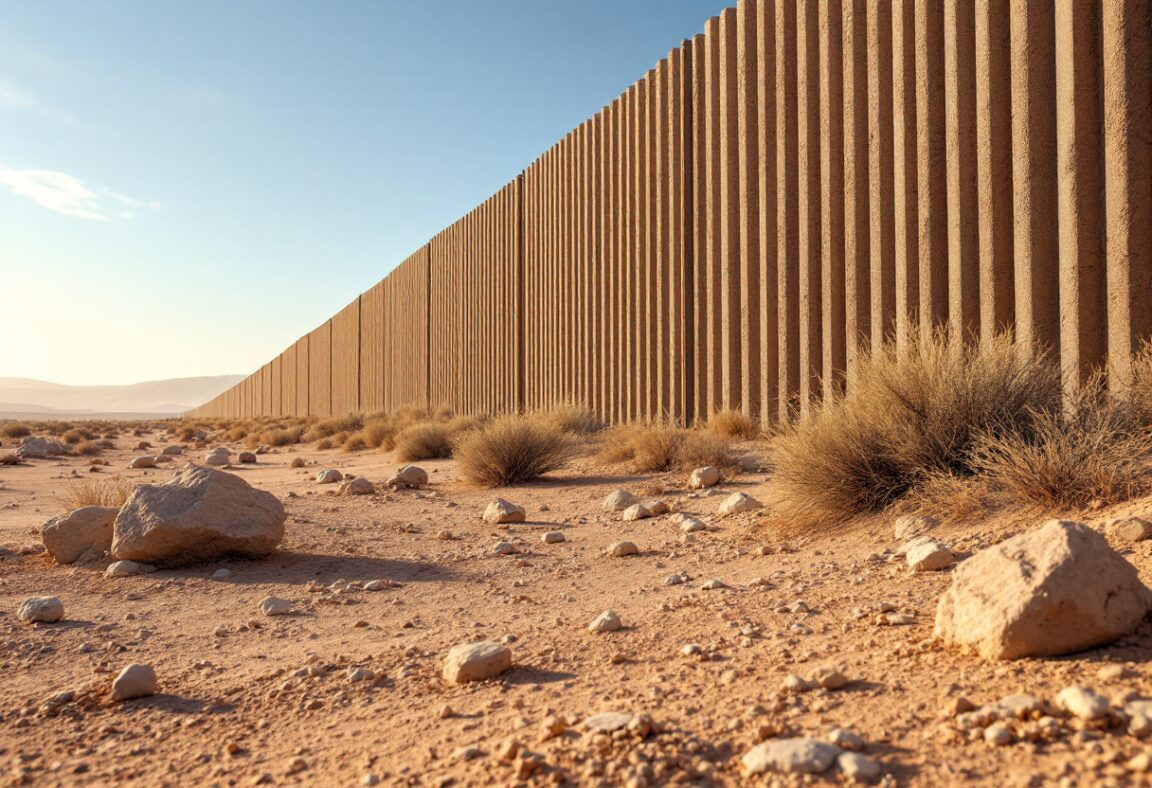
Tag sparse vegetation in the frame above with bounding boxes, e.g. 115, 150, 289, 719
535, 401, 603, 435
601, 421, 738, 473
707, 408, 759, 439
58, 475, 134, 510
455, 415, 575, 487
770, 329, 1060, 521
73, 439, 104, 456
394, 423, 453, 461
1, 423, 31, 439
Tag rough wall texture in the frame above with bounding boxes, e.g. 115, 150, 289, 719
189, 0, 1152, 424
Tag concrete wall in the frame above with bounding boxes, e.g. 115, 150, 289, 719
189, 0, 1152, 423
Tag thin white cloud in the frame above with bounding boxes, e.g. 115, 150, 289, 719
0, 165, 156, 221
0, 79, 35, 109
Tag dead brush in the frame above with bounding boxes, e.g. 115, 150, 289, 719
1, 423, 31, 439
601, 421, 738, 474
769, 328, 1061, 523
394, 423, 453, 461
534, 401, 603, 435
708, 408, 760, 439
57, 476, 134, 510
0, 453, 21, 465
73, 440, 104, 456
455, 415, 576, 487
970, 380, 1152, 510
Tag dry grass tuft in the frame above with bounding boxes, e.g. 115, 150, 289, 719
455, 415, 575, 487
0, 453, 21, 465
970, 381, 1152, 509
601, 422, 738, 474
303, 415, 363, 443
58, 476, 133, 510
535, 401, 603, 435
73, 440, 104, 456
708, 409, 760, 439
394, 423, 453, 461
61, 428, 95, 445
1, 423, 31, 439
315, 438, 335, 451
770, 328, 1060, 522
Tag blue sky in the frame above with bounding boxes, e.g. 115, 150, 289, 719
0, 0, 727, 385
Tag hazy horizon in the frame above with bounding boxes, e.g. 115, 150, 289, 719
1, 0, 727, 386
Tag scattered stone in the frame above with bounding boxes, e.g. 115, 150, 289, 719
582, 712, 634, 735
110, 663, 157, 701
493, 541, 518, 555
647, 499, 670, 515
346, 667, 375, 683
934, 519, 1152, 659
17, 596, 64, 624
238, 451, 257, 464
111, 464, 286, 565
812, 666, 850, 690
364, 579, 401, 591
688, 466, 721, 490
681, 643, 703, 656
290, 457, 305, 468
340, 477, 375, 496
259, 597, 294, 616
602, 489, 640, 513
621, 503, 652, 521
130, 456, 156, 469
104, 560, 156, 577
984, 722, 1013, 746
836, 752, 880, 782
212, 568, 232, 579
483, 499, 526, 524
1106, 516, 1152, 545
718, 492, 762, 517
893, 514, 938, 541
589, 610, 622, 633
1055, 686, 1110, 719
701, 578, 727, 590
904, 537, 954, 572
826, 728, 866, 751
742, 738, 840, 775
161, 446, 184, 456
442, 641, 512, 684
316, 468, 343, 484
41, 506, 117, 564
204, 448, 230, 467
678, 516, 705, 533
387, 464, 427, 488
608, 541, 639, 557
542, 531, 565, 544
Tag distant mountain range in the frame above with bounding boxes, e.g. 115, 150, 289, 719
0, 375, 245, 419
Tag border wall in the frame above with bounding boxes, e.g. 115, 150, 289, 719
189, 0, 1152, 424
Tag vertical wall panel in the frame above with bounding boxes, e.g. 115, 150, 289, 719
331, 298, 361, 415
975, 0, 1015, 341
1010, 0, 1059, 357
867, 0, 896, 350
892, 0, 919, 352
295, 336, 310, 416
691, 32, 709, 423
736, 0, 760, 420
915, 0, 949, 331
308, 321, 332, 417
819, 0, 846, 399
757, 3, 779, 421
718, 9, 741, 415
776, 0, 800, 421
844, 0, 872, 388
797, 0, 822, 413
945, 0, 979, 340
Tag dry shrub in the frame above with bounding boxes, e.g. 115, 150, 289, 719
602, 422, 737, 473
535, 401, 603, 435
261, 426, 304, 447
455, 415, 575, 487
445, 414, 484, 435
58, 476, 133, 510
226, 427, 249, 442
303, 414, 363, 443
971, 381, 1152, 509
770, 329, 1060, 521
679, 431, 741, 474
0, 453, 21, 465
394, 423, 453, 461
73, 440, 104, 456
360, 417, 397, 449
315, 438, 334, 451
177, 425, 198, 442
1, 423, 31, 439
61, 428, 95, 445
708, 409, 759, 439
343, 434, 367, 452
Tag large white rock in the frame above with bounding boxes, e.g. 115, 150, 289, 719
130, 456, 156, 470
621, 503, 652, 521
111, 664, 157, 701
688, 466, 721, 490
111, 464, 286, 566
340, 477, 375, 496
718, 492, 762, 517
387, 464, 428, 488
602, 489, 640, 513
442, 641, 512, 684
905, 538, 954, 572
742, 738, 840, 775
16, 437, 48, 459
316, 468, 343, 484
1106, 516, 1152, 545
17, 596, 64, 624
203, 449, 230, 467
41, 506, 117, 564
934, 520, 1152, 659
483, 498, 526, 524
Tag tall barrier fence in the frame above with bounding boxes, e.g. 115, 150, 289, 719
189, 0, 1152, 424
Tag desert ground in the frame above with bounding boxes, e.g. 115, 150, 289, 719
3, 428, 1152, 787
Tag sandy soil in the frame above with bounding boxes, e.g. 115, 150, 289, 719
3, 431, 1152, 787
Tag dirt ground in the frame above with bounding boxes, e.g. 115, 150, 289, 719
4, 429, 1152, 787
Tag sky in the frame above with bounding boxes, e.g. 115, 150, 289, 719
0, 0, 728, 386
